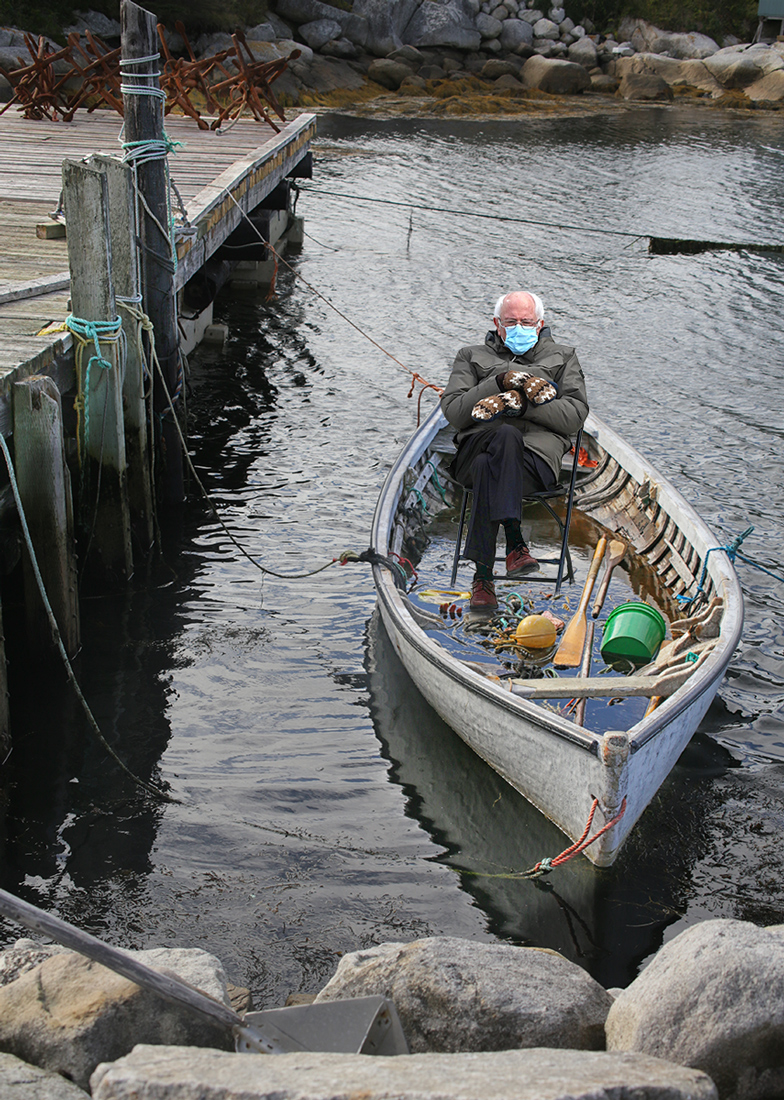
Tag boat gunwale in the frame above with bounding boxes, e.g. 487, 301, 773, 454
371, 403, 743, 756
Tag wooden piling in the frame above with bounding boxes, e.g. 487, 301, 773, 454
61, 158, 133, 582
12, 376, 80, 658
92, 153, 155, 554
121, 0, 184, 505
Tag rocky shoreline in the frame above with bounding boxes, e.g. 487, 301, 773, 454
2, 2, 783, 117
0, 918, 782, 1098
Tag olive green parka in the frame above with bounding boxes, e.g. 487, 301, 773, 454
440, 327, 589, 481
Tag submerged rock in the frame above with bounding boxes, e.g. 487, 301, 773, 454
314, 937, 613, 1053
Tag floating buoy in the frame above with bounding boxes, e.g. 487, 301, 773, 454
515, 613, 557, 649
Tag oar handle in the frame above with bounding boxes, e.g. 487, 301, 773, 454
592, 567, 613, 618
577, 537, 607, 613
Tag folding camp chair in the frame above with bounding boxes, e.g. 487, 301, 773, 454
449, 427, 583, 597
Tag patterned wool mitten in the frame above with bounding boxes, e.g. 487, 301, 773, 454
499, 369, 532, 392
472, 390, 524, 421
521, 375, 558, 405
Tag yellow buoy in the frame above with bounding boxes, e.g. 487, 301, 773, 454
515, 614, 557, 650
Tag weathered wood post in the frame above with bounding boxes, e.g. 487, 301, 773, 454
62, 158, 133, 581
92, 152, 155, 554
12, 376, 80, 658
121, 0, 184, 505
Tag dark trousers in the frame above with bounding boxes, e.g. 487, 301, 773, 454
451, 422, 554, 568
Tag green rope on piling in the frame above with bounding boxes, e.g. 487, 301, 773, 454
120, 135, 181, 272
65, 315, 124, 462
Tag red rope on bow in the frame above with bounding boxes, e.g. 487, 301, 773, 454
518, 797, 628, 878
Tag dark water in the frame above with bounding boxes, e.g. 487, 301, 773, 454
2, 105, 784, 998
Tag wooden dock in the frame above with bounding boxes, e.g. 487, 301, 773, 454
0, 107, 316, 425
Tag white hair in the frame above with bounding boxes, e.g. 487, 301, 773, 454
493, 292, 544, 322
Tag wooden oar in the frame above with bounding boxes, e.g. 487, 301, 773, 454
573, 621, 595, 726
591, 538, 626, 619
553, 536, 607, 668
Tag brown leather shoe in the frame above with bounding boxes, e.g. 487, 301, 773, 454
506, 544, 539, 577
470, 576, 498, 611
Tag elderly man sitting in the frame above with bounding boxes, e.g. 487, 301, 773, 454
440, 290, 589, 611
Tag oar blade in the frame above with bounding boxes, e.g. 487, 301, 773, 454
553, 616, 587, 668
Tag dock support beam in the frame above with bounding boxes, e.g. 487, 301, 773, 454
12, 375, 80, 658
121, 0, 184, 505
92, 153, 155, 556
62, 158, 133, 582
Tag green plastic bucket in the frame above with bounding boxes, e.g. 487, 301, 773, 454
600, 601, 667, 667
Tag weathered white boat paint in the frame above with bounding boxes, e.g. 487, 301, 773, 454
370, 406, 744, 866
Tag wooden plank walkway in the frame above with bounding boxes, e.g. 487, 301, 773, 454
0, 108, 316, 407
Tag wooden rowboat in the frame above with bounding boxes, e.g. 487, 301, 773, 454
369, 405, 744, 867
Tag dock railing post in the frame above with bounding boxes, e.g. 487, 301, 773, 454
92, 153, 155, 555
61, 158, 133, 582
120, 0, 184, 506
12, 375, 80, 658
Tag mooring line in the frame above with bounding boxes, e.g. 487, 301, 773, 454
299, 186, 646, 240
0, 435, 179, 805
222, 189, 442, 407
122, 299, 369, 581
298, 186, 784, 255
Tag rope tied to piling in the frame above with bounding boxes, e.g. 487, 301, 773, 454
119, 51, 166, 102
65, 315, 125, 466
119, 53, 181, 272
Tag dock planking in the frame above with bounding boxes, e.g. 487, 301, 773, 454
0, 107, 316, 399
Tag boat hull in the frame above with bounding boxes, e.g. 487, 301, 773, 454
370, 406, 743, 866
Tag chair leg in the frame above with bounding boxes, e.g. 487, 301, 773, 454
535, 498, 574, 594
554, 428, 583, 596
450, 489, 470, 587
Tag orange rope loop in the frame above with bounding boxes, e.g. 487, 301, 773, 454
518, 796, 627, 878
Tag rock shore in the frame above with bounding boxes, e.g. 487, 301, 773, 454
0, 918, 782, 1098
1, 3, 783, 114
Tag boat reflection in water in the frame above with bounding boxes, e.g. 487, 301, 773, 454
364, 608, 737, 988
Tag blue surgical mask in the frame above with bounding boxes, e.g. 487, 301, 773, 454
503, 324, 539, 355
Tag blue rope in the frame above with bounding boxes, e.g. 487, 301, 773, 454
694, 526, 784, 595
65, 316, 123, 454
119, 58, 183, 274
424, 459, 448, 502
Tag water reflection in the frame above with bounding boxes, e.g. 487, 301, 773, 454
364, 607, 744, 988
